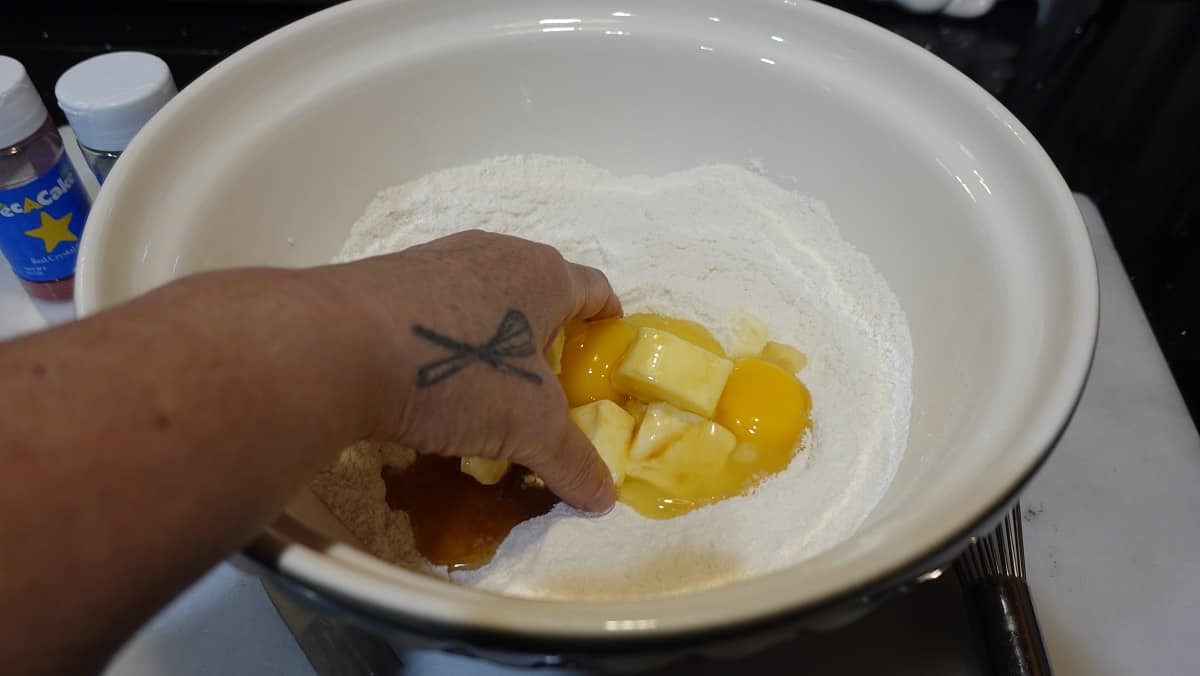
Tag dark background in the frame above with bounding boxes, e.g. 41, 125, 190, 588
3, 1, 1198, 421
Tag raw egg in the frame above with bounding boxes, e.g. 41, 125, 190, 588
714, 358, 811, 466
558, 319, 637, 407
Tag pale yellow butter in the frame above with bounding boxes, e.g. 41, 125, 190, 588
460, 457, 510, 485
759, 340, 808, 373
623, 399, 648, 425
545, 329, 566, 374
569, 399, 636, 486
628, 402, 704, 460
626, 402, 737, 496
612, 328, 734, 418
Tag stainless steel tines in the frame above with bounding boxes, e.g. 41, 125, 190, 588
954, 502, 1053, 676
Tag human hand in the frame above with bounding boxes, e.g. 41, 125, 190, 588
323, 230, 621, 512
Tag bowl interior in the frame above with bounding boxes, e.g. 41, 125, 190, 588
77, 0, 1096, 641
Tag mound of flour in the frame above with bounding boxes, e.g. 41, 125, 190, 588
318, 155, 913, 600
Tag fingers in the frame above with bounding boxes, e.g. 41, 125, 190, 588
527, 420, 616, 513
567, 263, 623, 322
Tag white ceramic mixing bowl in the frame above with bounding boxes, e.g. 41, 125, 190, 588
75, 0, 1097, 666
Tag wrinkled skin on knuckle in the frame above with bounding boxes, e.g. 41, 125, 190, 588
557, 424, 601, 498
503, 389, 563, 465
536, 416, 574, 467
523, 247, 576, 332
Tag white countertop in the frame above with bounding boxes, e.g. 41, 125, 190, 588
4, 146, 1197, 675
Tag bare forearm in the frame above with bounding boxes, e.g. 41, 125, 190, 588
0, 232, 620, 675
0, 268, 382, 674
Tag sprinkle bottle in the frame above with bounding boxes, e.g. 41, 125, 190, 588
0, 56, 91, 302
55, 51, 177, 184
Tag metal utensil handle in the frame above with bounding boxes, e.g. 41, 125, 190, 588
967, 576, 1054, 676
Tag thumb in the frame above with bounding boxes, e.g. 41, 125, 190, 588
533, 421, 616, 513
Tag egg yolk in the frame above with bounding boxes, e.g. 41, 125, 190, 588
557, 315, 812, 520
558, 319, 638, 407
715, 358, 812, 460
617, 480, 700, 519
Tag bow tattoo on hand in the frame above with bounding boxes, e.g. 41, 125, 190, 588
412, 309, 545, 388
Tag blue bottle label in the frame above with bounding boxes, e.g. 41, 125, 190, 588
0, 154, 91, 283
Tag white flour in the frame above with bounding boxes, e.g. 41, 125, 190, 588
324, 155, 913, 600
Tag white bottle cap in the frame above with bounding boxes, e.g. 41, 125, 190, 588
55, 51, 177, 152
0, 56, 50, 149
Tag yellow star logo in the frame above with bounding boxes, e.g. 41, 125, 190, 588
24, 211, 78, 253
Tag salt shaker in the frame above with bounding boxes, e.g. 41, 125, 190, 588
55, 51, 177, 183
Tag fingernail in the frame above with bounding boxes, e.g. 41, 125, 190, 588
583, 482, 617, 516
583, 502, 615, 517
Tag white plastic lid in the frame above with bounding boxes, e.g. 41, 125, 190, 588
55, 51, 177, 152
0, 56, 50, 148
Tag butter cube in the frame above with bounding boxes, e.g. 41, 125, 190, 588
626, 404, 736, 496
730, 441, 759, 465
731, 311, 769, 357
623, 399, 648, 425
613, 328, 734, 418
569, 400, 636, 486
545, 329, 566, 374
628, 402, 704, 460
759, 341, 807, 373
460, 457, 510, 485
